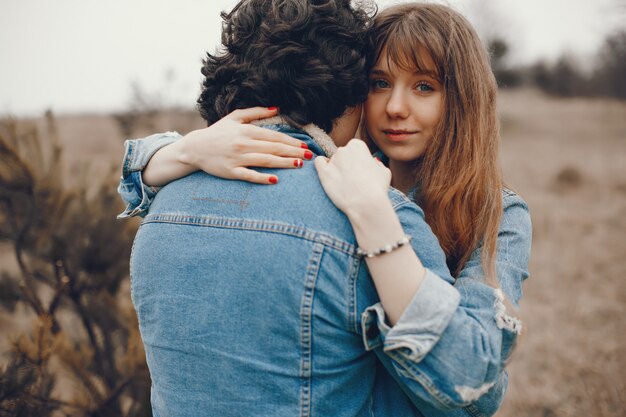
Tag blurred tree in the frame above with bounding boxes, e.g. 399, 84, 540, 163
593, 30, 626, 99
489, 38, 522, 88
529, 61, 552, 93
113, 69, 202, 139
113, 82, 160, 139
0, 112, 151, 416
460, 0, 523, 88
530, 55, 590, 97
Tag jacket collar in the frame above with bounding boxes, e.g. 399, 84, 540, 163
251, 116, 337, 157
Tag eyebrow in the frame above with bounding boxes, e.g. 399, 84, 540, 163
370, 69, 387, 76
370, 68, 440, 80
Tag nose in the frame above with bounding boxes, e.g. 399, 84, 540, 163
385, 88, 409, 118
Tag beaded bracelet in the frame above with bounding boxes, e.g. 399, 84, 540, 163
356, 235, 413, 258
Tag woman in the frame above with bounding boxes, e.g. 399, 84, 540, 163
119, 3, 531, 416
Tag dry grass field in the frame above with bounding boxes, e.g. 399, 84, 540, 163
1, 89, 625, 416
496, 90, 626, 417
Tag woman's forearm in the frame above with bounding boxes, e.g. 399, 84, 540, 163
143, 106, 311, 187
142, 134, 198, 187
346, 197, 426, 325
313, 140, 427, 325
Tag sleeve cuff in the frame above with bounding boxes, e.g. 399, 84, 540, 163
362, 268, 461, 362
117, 132, 181, 219
122, 131, 181, 176
116, 171, 160, 219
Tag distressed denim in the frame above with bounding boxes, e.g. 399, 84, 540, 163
120, 128, 531, 417
365, 189, 529, 417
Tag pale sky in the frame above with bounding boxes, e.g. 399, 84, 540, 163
0, 0, 624, 116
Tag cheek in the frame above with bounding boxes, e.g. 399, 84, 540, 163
420, 98, 444, 130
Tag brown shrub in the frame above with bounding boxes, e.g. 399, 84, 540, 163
552, 166, 584, 191
0, 112, 150, 416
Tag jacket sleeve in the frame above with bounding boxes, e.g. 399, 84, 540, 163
362, 191, 532, 414
116, 132, 182, 219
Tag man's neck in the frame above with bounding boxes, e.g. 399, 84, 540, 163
251, 116, 337, 157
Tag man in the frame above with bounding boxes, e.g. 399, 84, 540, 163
126, 0, 456, 415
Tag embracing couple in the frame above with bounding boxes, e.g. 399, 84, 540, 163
118, 1, 531, 416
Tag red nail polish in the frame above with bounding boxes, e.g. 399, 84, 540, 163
294, 159, 303, 168
268, 106, 279, 111
304, 150, 313, 160
300, 143, 309, 149
269, 176, 278, 184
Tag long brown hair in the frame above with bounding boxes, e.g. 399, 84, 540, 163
371, 4, 503, 283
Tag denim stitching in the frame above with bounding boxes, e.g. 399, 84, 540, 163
348, 255, 361, 334
463, 403, 485, 417
299, 242, 324, 417
142, 214, 356, 255
129, 224, 140, 304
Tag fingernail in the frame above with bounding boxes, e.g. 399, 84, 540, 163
268, 106, 279, 111
269, 176, 278, 184
304, 150, 313, 160
300, 143, 308, 149
294, 159, 303, 168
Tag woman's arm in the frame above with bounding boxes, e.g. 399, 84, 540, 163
117, 107, 311, 218
315, 139, 428, 324
367, 195, 530, 415
315, 140, 532, 413
143, 107, 311, 186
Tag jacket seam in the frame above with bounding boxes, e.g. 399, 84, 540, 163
390, 199, 413, 212
142, 214, 357, 256
348, 255, 361, 334
128, 224, 141, 304
299, 242, 324, 417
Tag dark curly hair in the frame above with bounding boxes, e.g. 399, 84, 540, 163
197, 0, 376, 133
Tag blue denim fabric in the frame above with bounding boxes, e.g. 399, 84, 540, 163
366, 190, 530, 417
120, 130, 531, 417
117, 131, 181, 219
129, 125, 459, 417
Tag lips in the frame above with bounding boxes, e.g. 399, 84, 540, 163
384, 129, 418, 134
382, 129, 419, 141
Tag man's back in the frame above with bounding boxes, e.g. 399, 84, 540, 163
131, 126, 379, 416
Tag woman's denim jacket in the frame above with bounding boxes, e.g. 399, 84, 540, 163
118, 130, 531, 417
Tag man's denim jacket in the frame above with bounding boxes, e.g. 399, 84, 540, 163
119, 127, 531, 417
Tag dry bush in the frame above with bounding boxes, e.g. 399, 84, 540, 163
552, 166, 584, 192
0, 112, 150, 416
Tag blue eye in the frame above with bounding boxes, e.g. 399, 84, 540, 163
416, 82, 434, 92
370, 79, 390, 89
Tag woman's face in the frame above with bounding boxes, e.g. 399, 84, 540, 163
364, 49, 444, 163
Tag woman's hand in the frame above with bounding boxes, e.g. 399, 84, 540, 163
316, 140, 425, 326
143, 106, 313, 186
177, 107, 312, 184
314, 139, 391, 217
